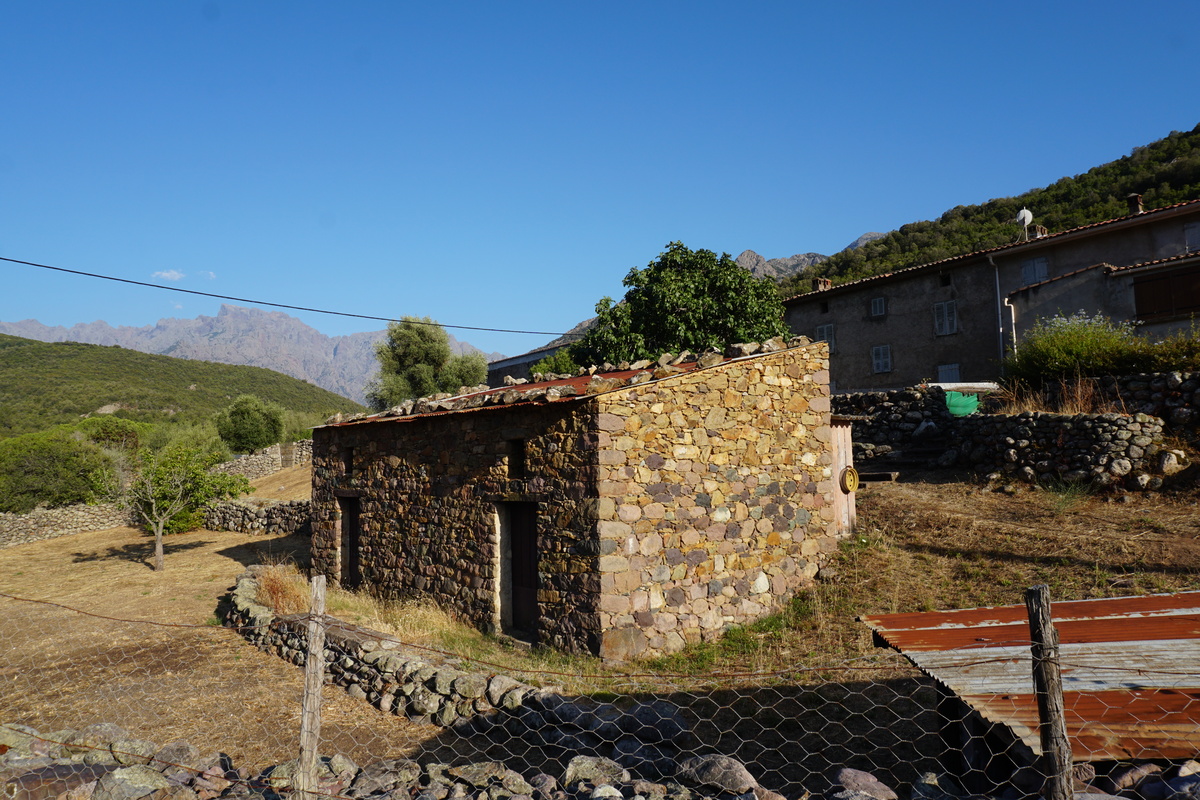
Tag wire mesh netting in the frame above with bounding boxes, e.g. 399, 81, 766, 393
5, 581, 1200, 800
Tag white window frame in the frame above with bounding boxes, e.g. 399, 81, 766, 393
937, 363, 961, 383
934, 300, 958, 336
872, 345, 892, 374
1021, 256, 1049, 286
869, 296, 887, 317
815, 323, 835, 351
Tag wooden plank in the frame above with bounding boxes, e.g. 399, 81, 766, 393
1026, 585, 1071, 800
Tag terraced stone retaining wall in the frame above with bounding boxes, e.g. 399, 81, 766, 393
0, 503, 133, 548
833, 381, 1187, 489
223, 567, 703, 779
949, 412, 1170, 488
203, 499, 311, 537
213, 440, 313, 481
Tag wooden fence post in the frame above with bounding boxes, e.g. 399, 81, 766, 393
294, 575, 326, 799
1025, 584, 1072, 800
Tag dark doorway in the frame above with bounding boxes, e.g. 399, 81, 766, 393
499, 501, 539, 636
338, 496, 361, 590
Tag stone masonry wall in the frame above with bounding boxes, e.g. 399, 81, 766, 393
204, 499, 312, 537
0, 503, 133, 548
223, 566, 707, 780
593, 343, 838, 661
1101, 372, 1200, 435
831, 386, 953, 461
213, 440, 313, 481
311, 403, 600, 654
951, 411, 1168, 489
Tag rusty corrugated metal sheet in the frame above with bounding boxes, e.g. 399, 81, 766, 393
861, 592, 1200, 760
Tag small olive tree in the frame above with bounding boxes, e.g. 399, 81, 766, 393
126, 445, 251, 571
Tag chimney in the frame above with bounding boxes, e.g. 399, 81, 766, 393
1127, 193, 1144, 215
812, 277, 832, 292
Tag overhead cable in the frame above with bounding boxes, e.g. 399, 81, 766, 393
0, 255, 582, 338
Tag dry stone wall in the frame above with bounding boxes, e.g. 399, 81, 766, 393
832, 384, 1181, 490
0, 503, 132, 548
223, 567, 706, 782
950, 411, 1168, 488
830, 387, 952, 461
1100, 373, 1200, 434
213, 440, 313, 481
592, 345, 837, 661
203, 499, 311, 537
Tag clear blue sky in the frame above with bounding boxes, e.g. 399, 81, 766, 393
2, 1, 1197, 357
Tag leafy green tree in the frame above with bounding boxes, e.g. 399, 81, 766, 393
571, 242, 788, 365
126, 444, 252, 571
529, 347, 580, 377
365, 317, 488, 411
216, 394, 285, 453
0, 431, 116, 513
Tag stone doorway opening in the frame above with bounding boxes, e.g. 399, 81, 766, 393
496, 501, 539, 640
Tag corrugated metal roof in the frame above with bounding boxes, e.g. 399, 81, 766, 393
861, 592, 1200, 760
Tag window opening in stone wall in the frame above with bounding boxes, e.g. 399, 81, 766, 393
506, 439, 527, 479
1021, 256, 1049, 286
820, 300, 830, 313
937, 363, 961, 382
341, 446, 355, 476
338, 496, 361, 590
872, 344, 892, 373
940, 273, 952, 287
869, 296, 886, 317
497, 501, 539, 638
815, 323, 835, 352
934, 300, 958, 335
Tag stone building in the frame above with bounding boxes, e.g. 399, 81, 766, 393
784, 196, 1200, 391
311, 338, 845, 662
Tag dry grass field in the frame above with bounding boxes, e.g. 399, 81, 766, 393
3, 466, 1200, 791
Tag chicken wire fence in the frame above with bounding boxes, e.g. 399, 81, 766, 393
3, 586, 1200, 800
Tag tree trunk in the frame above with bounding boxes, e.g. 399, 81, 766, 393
154, 523, 165, 571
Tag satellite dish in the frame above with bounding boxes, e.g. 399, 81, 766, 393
1016, 208, 1033, 241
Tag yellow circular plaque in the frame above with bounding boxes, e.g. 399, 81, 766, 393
839, 466, 860, 493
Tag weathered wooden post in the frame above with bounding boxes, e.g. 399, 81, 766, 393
1024, 584, 1071, 800
294, 575, 326, 799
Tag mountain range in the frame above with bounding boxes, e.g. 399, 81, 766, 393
0, 305, 504, 405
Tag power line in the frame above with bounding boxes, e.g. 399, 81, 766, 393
0, 255, 583, 338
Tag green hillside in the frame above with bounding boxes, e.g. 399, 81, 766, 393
779, 123, 1200, 296
0, 333, 364, 438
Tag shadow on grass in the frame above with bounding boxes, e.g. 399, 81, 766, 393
215, 533, 311, 571
900, 539, 1200, 579
72, 538, 211, 567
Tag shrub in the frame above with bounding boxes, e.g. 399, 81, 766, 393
0, 431, 116, 513
1003, 311, 1142, 388
216, 394, 285, 453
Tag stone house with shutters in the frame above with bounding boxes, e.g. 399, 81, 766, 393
784, 196, 1200, 392
310, 338, 848, 662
